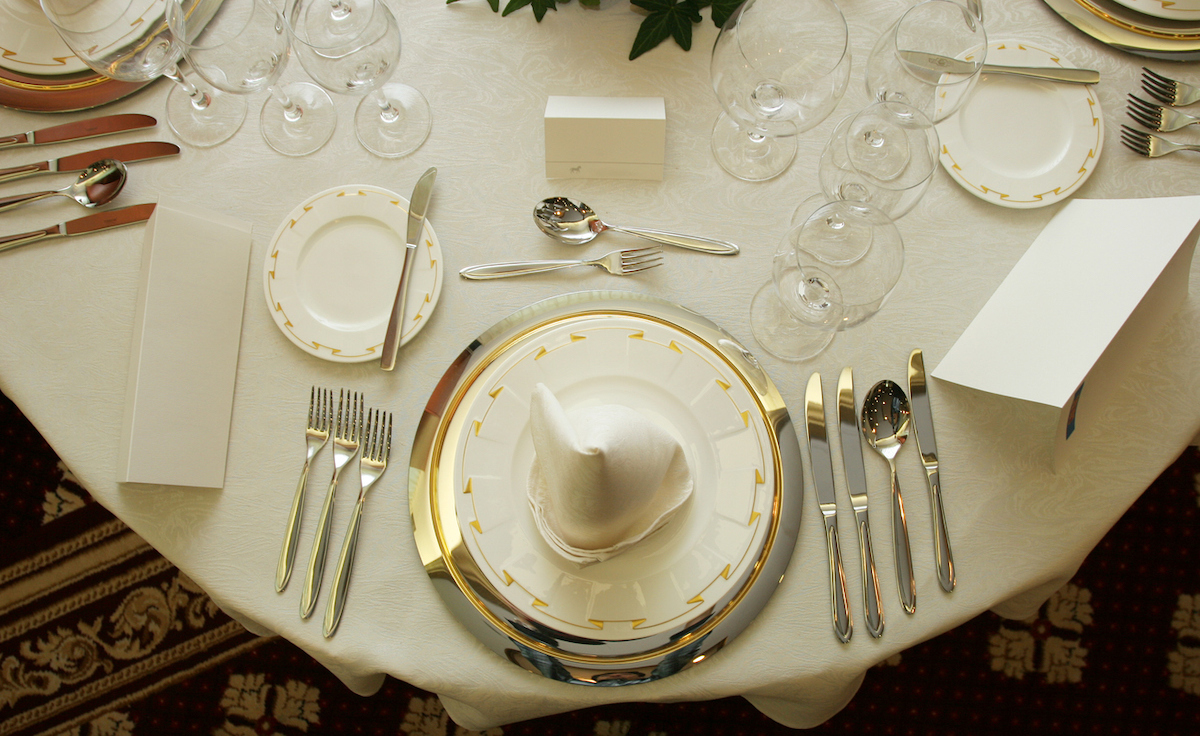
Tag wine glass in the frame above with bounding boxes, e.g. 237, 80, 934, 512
815, 101, 940, 221
864, 0, 987, 123
287, 0, 431, 158
166, 0, 336, 156
41, 0, 246, 147
709, 0, 851, 182
751, 196, 905, 362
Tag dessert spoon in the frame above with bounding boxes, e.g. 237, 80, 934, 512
0, 159, 127, 213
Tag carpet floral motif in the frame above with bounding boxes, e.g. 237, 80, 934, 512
400, 696, 503, 736
213, 673, 321, 736
1168, 593, 1200, 696
988, 583, 1093, 683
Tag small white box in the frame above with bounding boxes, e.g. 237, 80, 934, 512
117, 198, 253, 488
545, 95, 666, 180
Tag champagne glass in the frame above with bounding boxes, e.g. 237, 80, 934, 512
815, 101, 940, 221
864, 0, 987, 123
288, 0, 431, 158
41, 0, 246, 147
709, 0, 851, 182
166, 0, 336, 156
752, 196, 905, 362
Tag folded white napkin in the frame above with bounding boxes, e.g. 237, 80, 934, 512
527, 383, 693, 564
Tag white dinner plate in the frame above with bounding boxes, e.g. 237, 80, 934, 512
937, 42, 1104, 209
1110, 0, 1200, 21
262, 185, 443, 363
0, 0, 89, 76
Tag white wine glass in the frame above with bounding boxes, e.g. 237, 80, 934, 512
166, 0, 336, 156
288, 0, 431, 158
41, 0, 246, 147
709, 0, 851, 182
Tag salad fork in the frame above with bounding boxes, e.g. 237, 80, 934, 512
323, 409, 391, 638
1120, 124, 1200, 159
459, 246, 663, 280
1141, 67, 1200, 107
300, 389, 364, 619
1127, 94, 1199, 133
275, 387, 332, 593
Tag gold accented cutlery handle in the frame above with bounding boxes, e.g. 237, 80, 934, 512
823, 515, 852, 643
276, 455, 316, 592
889, 461, 917, 614
856, 510, 885, 638
323, 495, 365, 638
928, 469, 955, 592
300, 472, 342, 618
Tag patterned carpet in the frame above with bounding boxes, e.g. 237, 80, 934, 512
2, 388, 1198, 736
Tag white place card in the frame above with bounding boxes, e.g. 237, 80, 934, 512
545, 95, 666, 180
117, 198, 253, 488
933, 195, 1200, 468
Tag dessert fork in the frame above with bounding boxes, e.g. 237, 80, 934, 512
1120, 124, 1200, 159
1141, 67, 1200, 107
1127, 94, 1199, 133
458, 246, 663, 280
275, 387, 332, 593
323, 409, 391, 638
300, 389, 364, 619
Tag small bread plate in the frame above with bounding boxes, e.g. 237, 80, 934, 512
409, 291, 803, 685
263, 185, 443, 363
937, 41, 1103, 210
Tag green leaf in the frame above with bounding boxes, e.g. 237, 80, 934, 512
502, 0, 560, 21
629, 0, 703, 60
710, 0, 741, 28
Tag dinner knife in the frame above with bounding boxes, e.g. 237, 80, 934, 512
0, 141, 181, 184
899, 50, 1101, 85
805, 372, 852, 643
908, 348, 956, 593
0, 114, 157, 150
837, 367, 885, 639
380, 167, 437, 371
0, 202, 156, 255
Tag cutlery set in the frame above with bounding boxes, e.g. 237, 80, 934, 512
276, 387, 392, 638
805, 349, 955, 643
1122, 68, 1200, 159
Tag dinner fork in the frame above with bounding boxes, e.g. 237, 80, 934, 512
275, 387, 332, 593
300, 389, 364, 619
323, 409, 391, 638
1141, 67, 1200, 107
458, 246, 663, 280
1120, 124, 1200, 159
1127, 94, 1200, 133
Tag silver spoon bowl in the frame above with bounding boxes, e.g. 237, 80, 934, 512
861, 379, 917, 615
534, 197, 740, 255
0, 159, 127, 214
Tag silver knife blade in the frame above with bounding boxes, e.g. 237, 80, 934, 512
837, 367, 884, 638
0, 141, 182, 184
380, 167, 437, 371
898, 50, 1100, 84
0, 114, 157, 150
908, 348, 955, 592
805, 372, 852, 643
0, 203, 156, 255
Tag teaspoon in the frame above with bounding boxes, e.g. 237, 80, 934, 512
0, 159, 127, 214
861, 379, 917, 615
534, 197, 740, 255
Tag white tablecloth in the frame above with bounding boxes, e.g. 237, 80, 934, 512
2, 0, 1199, 730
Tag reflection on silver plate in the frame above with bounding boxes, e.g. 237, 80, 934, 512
409, 291, 803, 685
1043, 0, 1200, 59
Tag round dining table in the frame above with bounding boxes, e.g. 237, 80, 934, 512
1, 0, 1199, 730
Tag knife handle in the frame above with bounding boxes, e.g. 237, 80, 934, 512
0, 225, 61, 254
823, 515, 852, 643
379, 243, 417, 371
984, 64, 1099, 85
0, 190, 58, 213
855, 511, 885, 638
0, 163, 50, 184
0, 133, 30, 149
889, 462, 917, 614
927, 469, 956, 592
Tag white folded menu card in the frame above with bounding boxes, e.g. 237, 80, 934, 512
117, 198, 253, 488
934, 195, 1200, 468
544, 95, 666, 181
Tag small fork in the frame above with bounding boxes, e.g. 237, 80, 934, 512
1141, 67, 1200, 107
1126, 94, 1199, 133
323, 409, 392, 638
458, 246, 664, 280
1120, 124, 1200, 159
275, 387, 331, 593
300, 389, 364, 619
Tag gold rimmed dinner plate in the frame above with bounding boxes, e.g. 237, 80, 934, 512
409, 291, 803, 685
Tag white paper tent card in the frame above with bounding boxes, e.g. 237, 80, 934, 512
933, 195, 1200, 468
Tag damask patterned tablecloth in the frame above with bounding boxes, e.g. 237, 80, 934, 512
0, 0, 1198, 730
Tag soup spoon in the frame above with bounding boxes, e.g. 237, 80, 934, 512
861, 379, 917, 615
0, 160, 127, 214
534, 197, 740, 255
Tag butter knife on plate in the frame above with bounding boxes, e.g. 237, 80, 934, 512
0, 141, 182, 184
0, 113, 157, 149
0, 203, 156, 254
899, 50, 1101, 85
837, 367, 885, 638
380, 167, 436, 371
908, 348, 955, 592
805, 372, 853, 643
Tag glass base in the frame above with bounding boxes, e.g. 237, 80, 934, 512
711, 112, 796, 182
165, 84, 246, 148
261, 82, 337, 157
749, 280, 835, 362
355, 83, 432, 158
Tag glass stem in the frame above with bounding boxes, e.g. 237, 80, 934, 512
270, 85, 303, 123
379, 97, 401, 124
163, 65, 210, 112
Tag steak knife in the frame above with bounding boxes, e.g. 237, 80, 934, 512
380, 167, 436, 371
0, 141, 181, 184
805, 372, 852, 643
0, 113, 157, 150
0, 203, 156, 254
908, 348, 956, 592
837, 367, 885, 638
899, 50, 1101, 85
